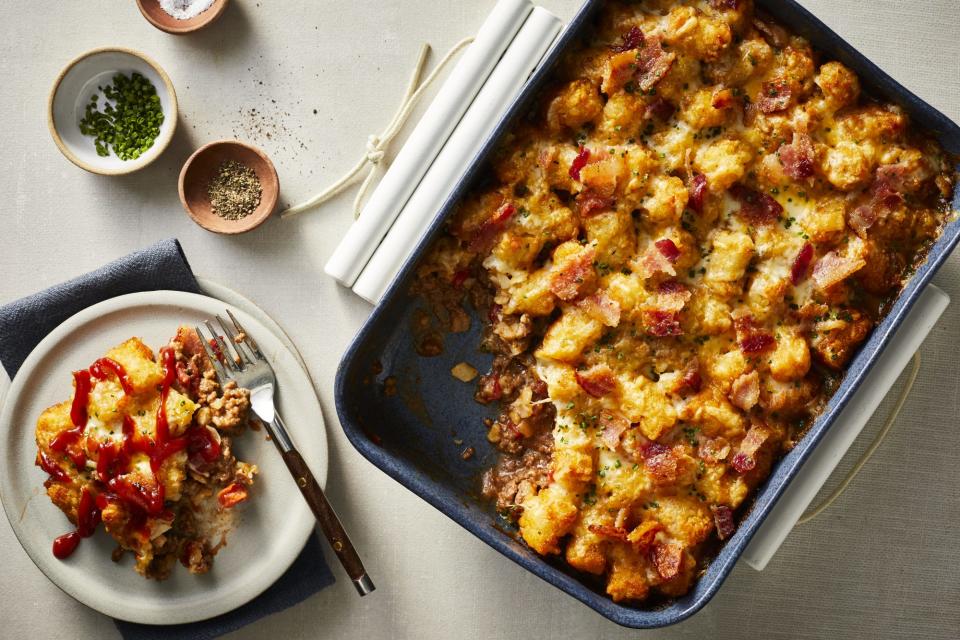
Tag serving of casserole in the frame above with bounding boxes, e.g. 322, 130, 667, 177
335, 0, 960, 627
36, 328, 257, 579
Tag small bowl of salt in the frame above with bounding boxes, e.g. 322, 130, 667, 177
137, 0, 229, 35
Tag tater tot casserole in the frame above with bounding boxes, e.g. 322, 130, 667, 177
413, 0, 955, 603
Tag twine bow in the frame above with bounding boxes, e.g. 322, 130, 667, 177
797, 351, 920, 524
282, 37, 474, 220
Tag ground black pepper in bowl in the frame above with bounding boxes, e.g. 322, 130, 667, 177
207, 160, 262, 220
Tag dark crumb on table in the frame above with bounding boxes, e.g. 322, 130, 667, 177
461, 447, 475, 460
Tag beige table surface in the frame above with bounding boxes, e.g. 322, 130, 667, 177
1, 1, 958, 638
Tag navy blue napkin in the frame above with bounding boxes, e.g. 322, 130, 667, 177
0, 238, 334, 639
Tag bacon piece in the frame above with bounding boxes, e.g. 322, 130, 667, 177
644, 97, 676, 121
871, 169, 904, 208
579, 291, 621, 327
699, 437, 731, 463
610, 25, 644, 53
789, 242, 814, 285
711, 88, 736, 109
569, 145, 591, 181
644, 310, 682, 337
740, 333, 775, 354
711, 505, 736, 540
634, 243, 677, 279
729, 371, 760, 411
599, 411, 631, 450
812, 248, 867, 291
217, 482, 250, 509
756, 78, 792, 114
636, 36, 676, 91
651, 542, 684, 580
848, 204, 878, 237
654, 238, 680, 263
711, 0, 741, 10
656, 280, 692, 314
627, 520, 663, 552
575, 189, 615, 218
876, 162, 920, 195
575, 365, 617, 398
730, 424, 770, 474
643, 442, 670, 458
468, 202, 516, 252
643, 443, 680, 484
688, 173, 708, 213
678, 359, 703, 394
657, 279, 685, 294
753, 17, 789, 49
549, 248, 597, 300
730, 184, 783, 225
681, 370, 702, 393
734, 316, 776, 354
778, 133, 815, 180
846, 168, 905, 237
730, 455, 752, 474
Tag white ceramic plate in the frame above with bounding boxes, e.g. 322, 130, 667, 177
0, 291, 327, 624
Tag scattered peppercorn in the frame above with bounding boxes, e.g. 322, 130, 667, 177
207, 160, 262, 220
78, 72, 164, 160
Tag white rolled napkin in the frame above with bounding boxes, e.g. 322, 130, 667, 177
352, 7, 563, 304
324, 0, 534, 287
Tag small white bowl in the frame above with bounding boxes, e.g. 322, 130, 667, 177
48, 47, 178, 175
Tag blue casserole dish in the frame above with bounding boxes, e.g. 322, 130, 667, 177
335, 0, 960, 627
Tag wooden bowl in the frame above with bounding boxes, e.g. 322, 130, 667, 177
178, 141, 279, 234
48, 47, 178, 175
136, 0, 229, 35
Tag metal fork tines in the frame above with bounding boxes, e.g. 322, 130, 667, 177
195, 311, 375, 596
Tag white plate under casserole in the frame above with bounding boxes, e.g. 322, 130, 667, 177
0, 291, 328, 624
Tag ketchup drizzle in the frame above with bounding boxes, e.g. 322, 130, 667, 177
69, 370, 92, 427
38, 450, 72, 484
51, 487, 101, 559
89, 357, 135, 396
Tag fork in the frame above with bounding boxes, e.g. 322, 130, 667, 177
196, 310, 375, 596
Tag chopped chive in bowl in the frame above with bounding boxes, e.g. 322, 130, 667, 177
78, 71, 164, 161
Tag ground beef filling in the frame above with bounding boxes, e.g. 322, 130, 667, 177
478, 349, 556, 514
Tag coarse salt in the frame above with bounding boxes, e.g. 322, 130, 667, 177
159, 0, 215, 21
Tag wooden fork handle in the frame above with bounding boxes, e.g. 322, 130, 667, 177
280, 449, 375, 596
